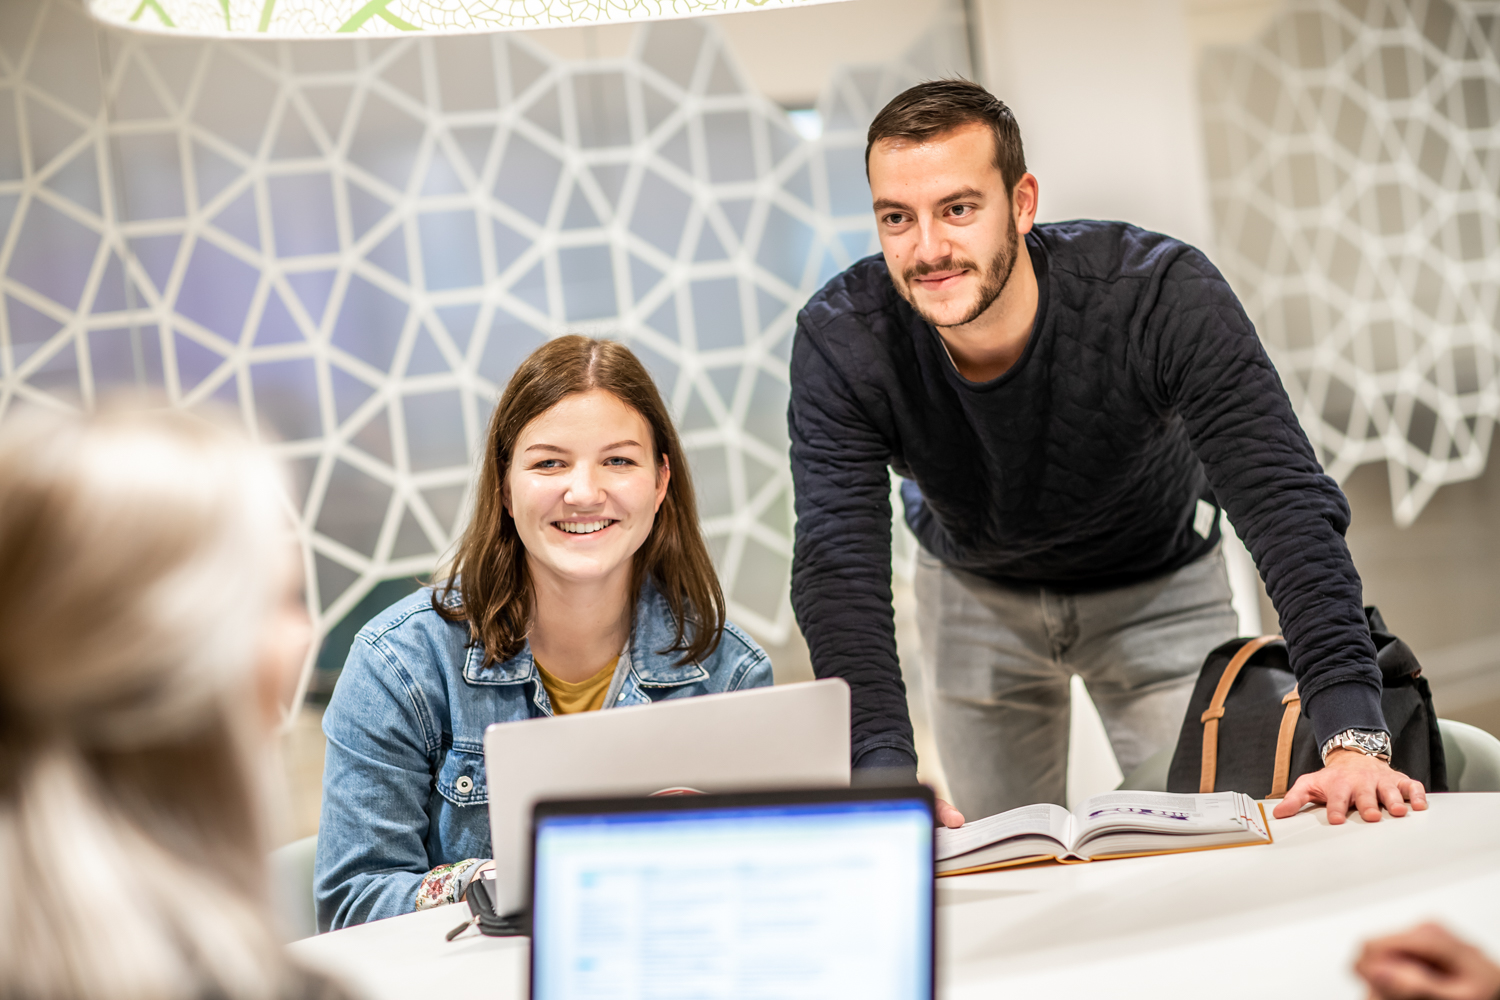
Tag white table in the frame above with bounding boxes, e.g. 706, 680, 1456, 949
291, 794, 1500, 999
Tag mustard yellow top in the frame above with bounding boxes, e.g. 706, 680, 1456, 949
536, 656, 618, 715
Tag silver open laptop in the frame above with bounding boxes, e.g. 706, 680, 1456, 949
483, 678, 851, 913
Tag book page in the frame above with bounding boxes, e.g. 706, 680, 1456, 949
936, 836, 1062, 875
1074, 790, 1253, 842
1237, 794, 1269, 841
936, 802, 1072, 862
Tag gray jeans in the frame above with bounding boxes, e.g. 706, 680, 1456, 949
914, 547, 1239, 818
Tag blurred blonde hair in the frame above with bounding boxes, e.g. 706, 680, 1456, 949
0, 403, 295, 1000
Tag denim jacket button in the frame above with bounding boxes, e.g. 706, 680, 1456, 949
455, 775, 473, 794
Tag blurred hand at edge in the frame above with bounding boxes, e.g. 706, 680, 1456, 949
1355, 922, 1500, 1000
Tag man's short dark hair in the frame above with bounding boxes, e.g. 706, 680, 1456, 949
865, 80, 1027, 191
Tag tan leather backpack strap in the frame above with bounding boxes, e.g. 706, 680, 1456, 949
1199, 635, 1284, 794
1270, 685, 1301, 798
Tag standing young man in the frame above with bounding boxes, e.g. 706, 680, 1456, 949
788, 80, 1426, 828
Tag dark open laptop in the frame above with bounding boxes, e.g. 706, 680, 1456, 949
527, 787, 936, 1000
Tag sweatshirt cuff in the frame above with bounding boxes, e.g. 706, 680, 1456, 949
1304, 681, 1388, 748
851, 746, 919, 786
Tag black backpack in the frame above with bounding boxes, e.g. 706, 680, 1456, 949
1167, 607, 1446, 797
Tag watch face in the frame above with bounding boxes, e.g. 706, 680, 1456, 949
1349, 730, 1391, 756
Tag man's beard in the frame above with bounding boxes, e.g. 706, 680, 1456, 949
897, 214, 1020, 329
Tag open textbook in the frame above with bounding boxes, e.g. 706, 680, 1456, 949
936, 790, 1270, 876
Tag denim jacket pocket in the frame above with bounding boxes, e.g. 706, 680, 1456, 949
436, 746, 488, 807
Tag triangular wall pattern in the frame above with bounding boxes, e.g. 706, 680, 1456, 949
1200, 0, 1500, 526
0, 0, 972, 685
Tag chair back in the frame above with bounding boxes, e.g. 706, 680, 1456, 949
1439, 720, 1500, 793
269, 834, 319, 942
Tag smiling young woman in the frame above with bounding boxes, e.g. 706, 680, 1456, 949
438, 338, 723, 686
314, 336, 772, 931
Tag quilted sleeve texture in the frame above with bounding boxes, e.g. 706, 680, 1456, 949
1144, 245, 1387, 745
789, 301, 914, 769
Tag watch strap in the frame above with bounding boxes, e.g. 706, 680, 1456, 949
1320, 728, 1392, 764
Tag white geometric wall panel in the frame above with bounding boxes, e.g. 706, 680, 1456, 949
0, 0, 971, 693
88, 0, 855, 37
1200, 0, 1500, 525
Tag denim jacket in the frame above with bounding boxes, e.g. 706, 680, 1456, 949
314, 580, 772, 930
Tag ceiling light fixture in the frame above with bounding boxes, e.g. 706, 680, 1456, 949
88, 0, 854, 37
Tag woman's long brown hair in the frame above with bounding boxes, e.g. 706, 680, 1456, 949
435, 336, 725, 666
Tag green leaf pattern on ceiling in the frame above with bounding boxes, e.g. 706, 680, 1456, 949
92, 0, 841, 37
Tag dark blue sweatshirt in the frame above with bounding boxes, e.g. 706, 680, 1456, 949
788, 221, 1385, 771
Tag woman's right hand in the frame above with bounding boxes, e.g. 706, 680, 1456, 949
460, 860, 496, 900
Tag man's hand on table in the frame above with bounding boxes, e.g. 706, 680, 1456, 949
850, 748, 965, 827
936, 797, 965, 829
1271, 750, 1427, 824
1355, 923, 1500, 1000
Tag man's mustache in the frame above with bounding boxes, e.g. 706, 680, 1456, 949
904, 258, 980, 283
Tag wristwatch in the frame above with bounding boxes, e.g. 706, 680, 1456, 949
1320, 728, 1392, 764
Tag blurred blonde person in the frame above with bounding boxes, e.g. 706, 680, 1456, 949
0, 404, 331, 1000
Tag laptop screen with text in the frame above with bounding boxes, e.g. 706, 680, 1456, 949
530, 790, 934, 1000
